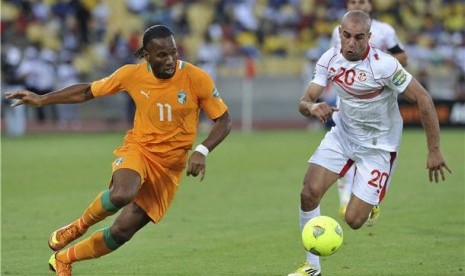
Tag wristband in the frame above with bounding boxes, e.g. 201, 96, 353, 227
195, 144, 209, 156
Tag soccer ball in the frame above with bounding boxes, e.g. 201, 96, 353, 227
302, 216, 343, 256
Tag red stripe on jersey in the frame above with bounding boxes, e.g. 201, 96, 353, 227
335, 82, 384, 99
339, 159, 354, 177
379, 152, 397, 203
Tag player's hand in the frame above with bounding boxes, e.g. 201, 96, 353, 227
426, 150, 451, 183
5, 90, 43, 107
309, 102, 339, 124
186, 151, 206, 181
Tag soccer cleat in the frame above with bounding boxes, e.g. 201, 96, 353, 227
365, 205, 380, 227
48, 220, 87, 251
49, 253, 72, 276
288, 262, 322, 276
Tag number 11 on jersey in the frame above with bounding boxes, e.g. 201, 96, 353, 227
156, 103, 172, 121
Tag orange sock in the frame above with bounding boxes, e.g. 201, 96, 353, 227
57, 228, 121, 263
78, 191, 118, 230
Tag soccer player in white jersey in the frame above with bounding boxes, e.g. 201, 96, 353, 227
331, 0, 408, 218
288, 11, 450, 276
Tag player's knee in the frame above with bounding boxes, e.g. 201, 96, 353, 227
109, 189, 137, 207
110, 169, 141, 207
110, 225, 136, 245
344, 214, 364, 230
300, 183, 322, 210
110, 182, 141, 208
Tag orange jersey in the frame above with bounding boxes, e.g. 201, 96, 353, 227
91, 60, 228, 169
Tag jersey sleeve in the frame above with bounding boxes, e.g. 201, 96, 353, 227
90, 65, 131, 97
311, 49, 334, 87
378, 58, 412, 93
192, 68, 228, 120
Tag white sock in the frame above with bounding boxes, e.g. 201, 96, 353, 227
300, 207, 321, 270
337, 166, 355, 207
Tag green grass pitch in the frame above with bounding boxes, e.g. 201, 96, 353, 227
1, 129, 464, 275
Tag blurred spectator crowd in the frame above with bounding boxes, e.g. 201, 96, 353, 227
1, 0, 464, 132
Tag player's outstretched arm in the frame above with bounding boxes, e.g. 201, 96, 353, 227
5, 83, 94, 107
403, 78, 452, 182
299, 83, 339, 124
186, 111, 232, 181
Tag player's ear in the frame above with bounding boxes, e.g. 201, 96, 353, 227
143, 50, 149, 61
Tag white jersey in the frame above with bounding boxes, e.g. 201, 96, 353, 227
331, 19, 403, 53
312, 45, 412, 151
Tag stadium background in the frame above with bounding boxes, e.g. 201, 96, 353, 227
1, 0, 465, 133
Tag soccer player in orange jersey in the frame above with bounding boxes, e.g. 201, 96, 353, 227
6, 25, 232, 276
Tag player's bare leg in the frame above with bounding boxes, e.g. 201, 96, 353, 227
345, 195, 376, 229
289, 164, 339, 276
48, 169, 141, 251
49, 202, 151, 275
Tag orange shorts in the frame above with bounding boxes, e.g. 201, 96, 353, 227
111, 143, 184, 222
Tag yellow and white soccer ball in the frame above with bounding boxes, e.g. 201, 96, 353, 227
302, 215, 343, 256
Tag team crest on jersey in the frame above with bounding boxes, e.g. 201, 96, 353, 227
177, 91, 187, 104
358, 72, 367, 82
393, 69, 407, 86
114, 157, 123, 166
212, 87, 220, 98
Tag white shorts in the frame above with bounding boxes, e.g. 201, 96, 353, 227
309, 129, 398, 205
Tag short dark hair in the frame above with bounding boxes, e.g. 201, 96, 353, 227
134, 25, 174, 58
342, 10, 372, 32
